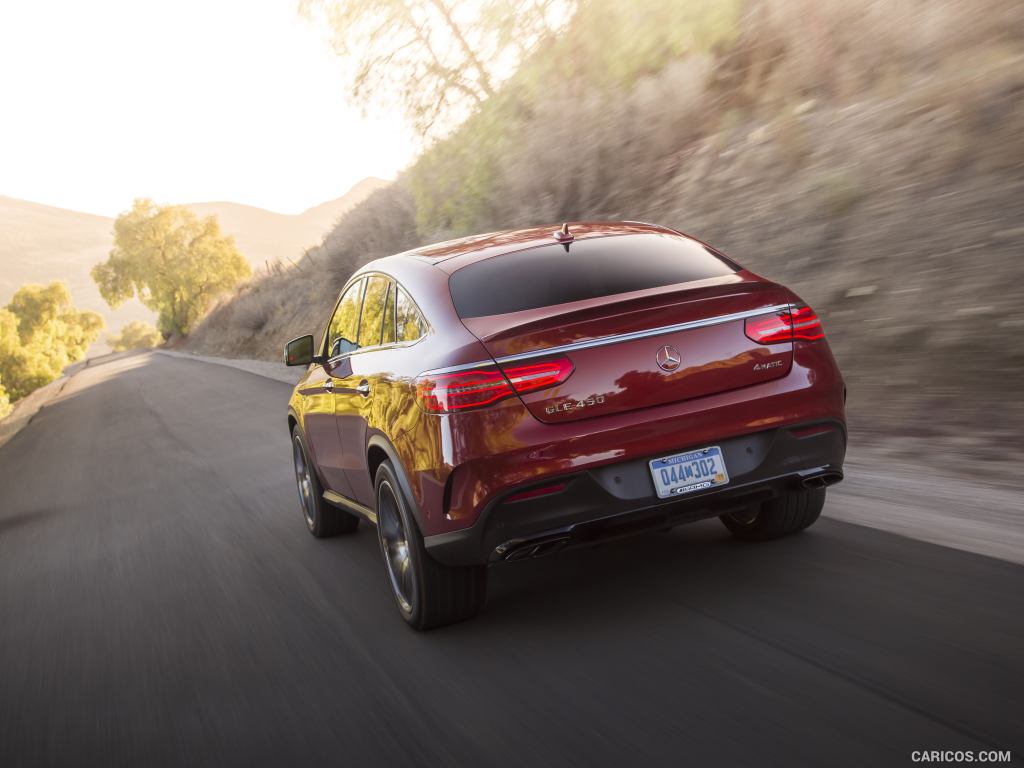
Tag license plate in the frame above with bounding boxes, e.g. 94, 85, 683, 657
649, 446, 729, 499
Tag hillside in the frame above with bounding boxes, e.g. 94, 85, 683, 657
0, 177, 388, 349
185, 0, 1024, 463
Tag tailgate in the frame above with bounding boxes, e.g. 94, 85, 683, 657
463, 280, 793, 424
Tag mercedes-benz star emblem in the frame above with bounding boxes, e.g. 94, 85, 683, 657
656, 345, 682, 372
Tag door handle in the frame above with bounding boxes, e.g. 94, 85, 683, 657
356, 380, 370, 397
323, 379, 335, 392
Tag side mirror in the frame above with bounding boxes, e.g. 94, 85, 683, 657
284, 335, 319, 366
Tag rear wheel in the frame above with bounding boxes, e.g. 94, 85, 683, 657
720, 487, 825, 541
374, 460, 486, 630
292, 426, 359, 537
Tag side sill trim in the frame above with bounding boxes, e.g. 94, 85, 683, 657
323, 490, 377, 524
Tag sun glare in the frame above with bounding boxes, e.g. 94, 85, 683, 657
0, 0, 416, 216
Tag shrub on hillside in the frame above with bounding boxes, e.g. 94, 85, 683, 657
108, 321, 163, 352
0, 375, 11, 419
0, 282, 103, 401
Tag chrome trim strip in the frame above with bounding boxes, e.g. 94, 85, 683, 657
420, 304, 792, 374
419, 359, 495, 376
326, 337, 426, 367
493, 304, 793, 364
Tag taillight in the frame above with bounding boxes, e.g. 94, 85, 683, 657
416, 357, 573, 414
745, 303, 824, 344
789, 304, 825, 341
501, 358, 574, 393
416, 368, 512, 412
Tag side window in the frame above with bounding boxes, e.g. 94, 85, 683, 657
396, 286, 427, 343
327, 278, 364, 358
381, 282, 396, 345
358, 275, 390, 348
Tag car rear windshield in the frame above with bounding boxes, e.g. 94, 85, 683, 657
448, 233, 738, 318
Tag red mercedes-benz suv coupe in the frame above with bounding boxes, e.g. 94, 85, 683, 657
285, 222, 846, 629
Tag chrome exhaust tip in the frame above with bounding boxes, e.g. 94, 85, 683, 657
798, 469, 844, 490
498, 535, 571, 561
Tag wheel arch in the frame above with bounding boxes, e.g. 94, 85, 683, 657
366, 434, 421, 532
288, 410, 333, 491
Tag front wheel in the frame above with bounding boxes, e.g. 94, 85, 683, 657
292, 426, 359, 537
374, 460, 486, 630
720, 486, 825, 541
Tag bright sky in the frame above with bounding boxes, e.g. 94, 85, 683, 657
0, 0, 417, 216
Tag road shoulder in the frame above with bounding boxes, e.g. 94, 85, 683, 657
0, 376, 70, 450
828, 452, 1023, 566
0, 350, 146, 450
156, 349, 304, 385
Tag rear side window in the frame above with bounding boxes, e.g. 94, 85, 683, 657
358, 275, 391, 348
381, 283, 396, 345
396, 286, 427, 342
448, 234, 737, 318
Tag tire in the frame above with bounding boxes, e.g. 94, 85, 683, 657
291, 426, 359, 537
374, 460, 486, 630
720, 486, 825, 541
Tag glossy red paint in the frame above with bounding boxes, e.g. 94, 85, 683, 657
286, 222, 846, 558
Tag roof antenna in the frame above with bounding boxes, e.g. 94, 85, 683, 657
552, 222, 574, 251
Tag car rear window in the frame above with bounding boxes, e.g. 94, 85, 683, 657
448, 234, 737, 318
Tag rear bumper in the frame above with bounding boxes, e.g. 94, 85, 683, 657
424, 418, 846, 565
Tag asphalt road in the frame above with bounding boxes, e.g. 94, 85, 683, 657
1, 352, 1021, 767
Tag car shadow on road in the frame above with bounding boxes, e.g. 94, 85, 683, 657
0, 508, 61, 537
445, 518, 846, 634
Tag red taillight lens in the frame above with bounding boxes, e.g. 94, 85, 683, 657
416, 368, 513, 413
744, 311, 792, 344
499, 358, 574, 395
416, 357, 573, 414
789, 304, 825, 341
745, 304, 824, 344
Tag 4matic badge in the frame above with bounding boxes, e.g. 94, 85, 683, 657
753, 359, 783, 372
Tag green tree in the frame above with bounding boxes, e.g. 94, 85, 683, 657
0, 282, 103, 401
302, 0, 575, 138
0, 311, 15, 417
0, 310, 14, 417
108, 320, 163, 352
0, 376, 10, 419
92, 199, 251, 337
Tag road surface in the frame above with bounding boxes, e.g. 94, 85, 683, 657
1, 352, 1021, 767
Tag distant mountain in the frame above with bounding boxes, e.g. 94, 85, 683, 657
186, 177, 388, 272
0, 177, 388, 351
